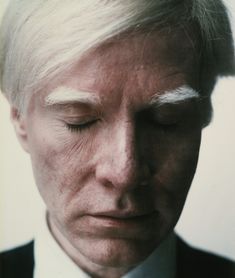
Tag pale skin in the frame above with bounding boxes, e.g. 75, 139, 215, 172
11, 30, 204, 278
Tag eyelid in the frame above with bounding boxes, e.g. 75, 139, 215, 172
64, 114, 96, 123
151, 101, 198, 118
142, 107, 181, 123
47, 102, 102, 117
152, 110, 182, 124
138, 102, 199, 129
66, 118, 100, 132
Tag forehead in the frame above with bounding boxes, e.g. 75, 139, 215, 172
40, 29, 199, 108
98, 28, 197, 66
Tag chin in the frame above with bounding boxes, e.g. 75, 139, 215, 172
75, 237, 159, 268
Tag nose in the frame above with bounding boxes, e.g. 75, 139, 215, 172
95, 120, 151, 192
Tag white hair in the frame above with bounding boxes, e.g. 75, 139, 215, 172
154, 85, 199, 106
0, 0, 234, 112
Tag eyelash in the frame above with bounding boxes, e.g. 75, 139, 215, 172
157, 121, 179, 128
65, 116, 180, 134
143, 114, 179, 131
66, 119, 99, 132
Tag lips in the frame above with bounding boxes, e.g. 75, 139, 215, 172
90, 211, 156, 222
86, 210, 158, 231
90, 210, 157, 219
89, 213, 156, 228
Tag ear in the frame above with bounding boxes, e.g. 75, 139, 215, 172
10, 106, 30, 153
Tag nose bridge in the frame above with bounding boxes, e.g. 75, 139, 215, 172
115, 119, 137, 177
97, 118, 140, 190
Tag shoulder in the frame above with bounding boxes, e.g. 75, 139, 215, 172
0, 241, 34, 278
176, 236, 235, 278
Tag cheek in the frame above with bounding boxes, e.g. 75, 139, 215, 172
149, 129, 201, 185
158, 140, 199, 187
150, 131, 201, 221
28, 127, 96, 211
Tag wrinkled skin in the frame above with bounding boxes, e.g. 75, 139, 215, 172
12, 30, 203, 278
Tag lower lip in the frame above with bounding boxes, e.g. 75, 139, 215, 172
88, 212, 158, 229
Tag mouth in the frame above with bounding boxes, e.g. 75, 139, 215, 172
91, 210, 157, 218
91, 210, 157, 220
86, 210, 158, 230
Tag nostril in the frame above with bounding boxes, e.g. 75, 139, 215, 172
140, 163, 152, 179
139, 180, 148, 186
102, 180, 114, 188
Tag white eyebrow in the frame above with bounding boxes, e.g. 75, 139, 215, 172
44, 86, 100, 106
150, 85, 200, 106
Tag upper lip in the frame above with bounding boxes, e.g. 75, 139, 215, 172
90, 210, 156, 219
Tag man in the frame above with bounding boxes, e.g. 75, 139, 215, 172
0, 0, 235, 277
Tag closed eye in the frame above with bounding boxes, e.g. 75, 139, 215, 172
156, 120, 179, 128
137, 109, 180, 129
66, 119, 99, 132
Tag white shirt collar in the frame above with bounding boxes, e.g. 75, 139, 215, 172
34, 210, 176, 278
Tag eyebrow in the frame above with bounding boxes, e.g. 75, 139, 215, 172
150, 85, 200, 106
44, 86, 100, 106
45, 85, 199, 108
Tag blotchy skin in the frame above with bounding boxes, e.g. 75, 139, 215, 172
13, 29, 202, 278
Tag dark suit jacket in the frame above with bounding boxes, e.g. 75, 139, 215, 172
1, 237, 235, 278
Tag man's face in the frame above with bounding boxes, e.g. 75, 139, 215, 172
13, 30, 202, 270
